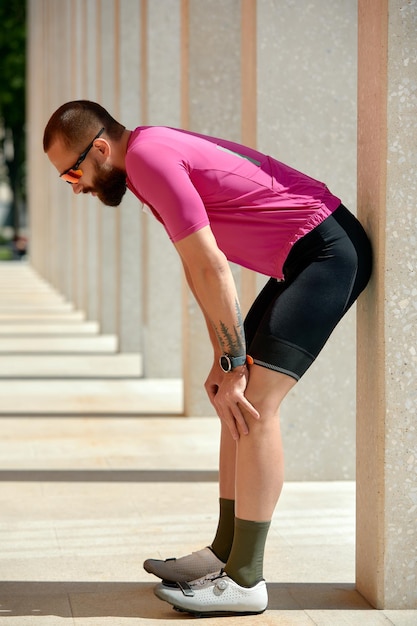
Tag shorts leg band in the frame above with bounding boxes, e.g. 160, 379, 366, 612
249, 333, 315, 381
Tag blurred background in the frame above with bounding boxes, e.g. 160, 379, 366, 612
0, 0, 27, 261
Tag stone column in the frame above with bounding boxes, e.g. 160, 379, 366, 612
257, 0, 358, 479
118, 0, 143, 354
26, 0, 46, 276
181, 0, 242, 416
49, 0, 65, 287
38, 0, 74, 295
97, 0, 120, 335
240, 0, 258, 316
84, 0, 101, 323
144, 0, 182, 377
72, 0, 88, 313
356, 0, 417, 609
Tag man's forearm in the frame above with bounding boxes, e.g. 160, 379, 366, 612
182, 261, 222, 355
181, 258, 245, 358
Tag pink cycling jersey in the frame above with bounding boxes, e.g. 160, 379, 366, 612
126, 126, 341, 280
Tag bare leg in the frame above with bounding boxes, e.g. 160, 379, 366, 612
218, 364, 295, 517
222, 365, 296, 586
219, 422, 237, 500
235, 365, 296, 520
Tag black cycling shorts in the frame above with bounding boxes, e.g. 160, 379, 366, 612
244, 204, 373, 380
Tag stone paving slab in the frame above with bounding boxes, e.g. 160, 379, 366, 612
0, 459, 414, 625
0, 379, 183, 415
0, 322, 100, 335
0, 304, 77, 313
0, 354, 142, 378
0, 335, 118, 353
0, 311, 86, 322
0, 263, 415, 624
0, 292, 67, 303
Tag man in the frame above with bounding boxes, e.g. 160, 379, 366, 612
44, 100, 372, 617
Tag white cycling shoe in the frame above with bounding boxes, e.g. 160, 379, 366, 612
154, 570, 268, 617
143, 546, 225, 583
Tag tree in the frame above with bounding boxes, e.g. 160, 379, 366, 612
0, 0, 26, 236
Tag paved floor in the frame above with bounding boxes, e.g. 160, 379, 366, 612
0, 263, 416, 625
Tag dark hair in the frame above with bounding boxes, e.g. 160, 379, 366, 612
43, 100, 125, 152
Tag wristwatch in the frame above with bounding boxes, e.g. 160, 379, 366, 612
219, 354, 247, 373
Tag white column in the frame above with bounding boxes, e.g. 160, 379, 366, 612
118, 0, 143, 354
356, 0, 417, 609
257, 0, 358, 479
144, 0, 182, 377
182, 0, 242, 416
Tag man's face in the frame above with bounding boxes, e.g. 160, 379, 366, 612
86, 160, 127, 207
46, 136, 127, 207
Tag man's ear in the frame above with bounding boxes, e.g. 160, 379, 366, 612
94, 138, 111, 158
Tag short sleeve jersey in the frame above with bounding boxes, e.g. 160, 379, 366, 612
125, 127, 341, 280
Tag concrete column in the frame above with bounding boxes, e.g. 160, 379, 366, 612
34, 0, 74, 294
257, 0, 358, 479
240, 0, 258, 315
72, 0, 88, 312
26, 0, 44, 274
98, 0, 120, 334
31, 0, 75, 303
49, 2, 73, 300
84, 0, 100, 323
356, 0, 417, 609
28, 0, 48, 278
144, 0, 182, 377
182, 0, 242, 416
118, 0, 142, 354
41, 1, 57, 287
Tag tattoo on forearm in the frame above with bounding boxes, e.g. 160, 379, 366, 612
213, 299, 246, 355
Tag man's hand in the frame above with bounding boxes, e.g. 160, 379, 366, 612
206, 364, 260, 440
175, 227, 260, 439
204, 360, 223, 407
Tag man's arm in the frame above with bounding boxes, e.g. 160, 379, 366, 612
175, 226, 245, 361
175, 225, 259, 438
180, 257, 222, 357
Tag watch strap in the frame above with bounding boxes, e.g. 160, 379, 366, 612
219, 353, 248, 372
229, 354, 247, 368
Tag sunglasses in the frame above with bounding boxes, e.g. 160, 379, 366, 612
59, 127, 105, 184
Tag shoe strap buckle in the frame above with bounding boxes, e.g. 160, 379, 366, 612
215, 578, 228, 591
178, 582, 195, 597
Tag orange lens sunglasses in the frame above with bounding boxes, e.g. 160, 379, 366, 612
59, 127, 105, 184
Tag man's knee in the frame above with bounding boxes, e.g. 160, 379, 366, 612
245, 364, 297, 412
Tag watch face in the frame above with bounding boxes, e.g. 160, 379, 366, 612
220, 355, 231, 372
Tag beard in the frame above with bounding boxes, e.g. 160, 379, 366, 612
90, 161, 127, 207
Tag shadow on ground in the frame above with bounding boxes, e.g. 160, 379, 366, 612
0, 581, 372, 618
0, 470, 219, 483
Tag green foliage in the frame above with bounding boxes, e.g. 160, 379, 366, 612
0, 247, 13, 261
0, 0, 26, 233
0, 0, 26, 128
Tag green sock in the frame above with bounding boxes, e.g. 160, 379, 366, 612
225, 517, 271, 587
210, 498, 235, 562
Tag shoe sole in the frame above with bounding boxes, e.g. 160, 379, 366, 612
173, 605, 266, 617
